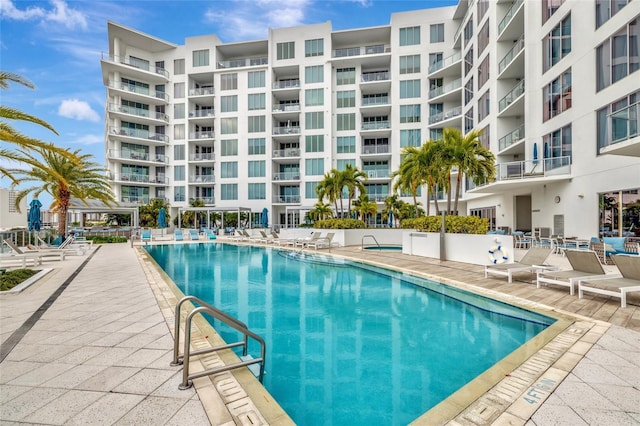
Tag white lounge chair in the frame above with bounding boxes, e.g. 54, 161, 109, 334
485, 246, 554, 283
579, 254, 640, 308
537, 249, 618, 295
2, 239, 67, 261
307, 233, 337, 250
295, 232, 321, 248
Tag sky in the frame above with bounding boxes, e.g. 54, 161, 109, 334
1, 0, 458, 206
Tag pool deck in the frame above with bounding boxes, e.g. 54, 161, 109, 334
0, 241, 639, 425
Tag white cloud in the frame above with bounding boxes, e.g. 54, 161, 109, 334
72, 134, 103, 145
0, 0, 45, 20
0, 0, 87, 30
58, 99, 100, 122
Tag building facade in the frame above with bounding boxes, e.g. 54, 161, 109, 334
101, 0, 640, 237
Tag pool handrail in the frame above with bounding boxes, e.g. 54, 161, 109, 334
362, 234, 381, 250
171, 295, 266, 388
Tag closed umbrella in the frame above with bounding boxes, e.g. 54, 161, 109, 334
158, 207, 167, 228
28, 199, 42, 232
388, 210, 394, 228
261, 208, 268, 228
533, 143, 539, 164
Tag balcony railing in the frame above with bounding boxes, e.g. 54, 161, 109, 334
217, 57, 268, 69
333, 44, 389, 58
428, 51, 462, 74
273, 171, 301, 181
428, 106, 462, 124
189, 197, 215, 205
107, 150, 169, 163
189, 109, 215, 118
367, 193, 390, 202
498, 0, 524, 35
272, 126, 301, 135
109, 127, 169, 143
361, 71, 390, 82
189, 131, 214, 140
272, 79, 300, 90
272, 148, 300, 158
102, 53, 169, 78
364, 170, 390, 179
117, 173, 169, 184
189, 175, 215, 183
108, 103, 169, 122
361, 145, 390, 154
429, 78, 462, 98
273, 195, 301, 203
108, 80, 169, 101
491, 156, 571, 183
499, 36, 525, 74
498, 125, 525, 151
273, 103, 301, 112
189, 87, 214, 96
121, 196, 151, 204
606, 102, 639, 147
361, 121, 390, 131
361, 96, 390, 106
498, 80, 525, 112
189, 153, 215, 161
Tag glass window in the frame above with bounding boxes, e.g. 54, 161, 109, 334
305, 158, 324, 176
337, 136, 355, 153
305, 182, 319, 199
248, 183, 266, 200
305, 88, 324, 106
174, 186, 185, 202
477, 0, 489, 20
174, 59, 185, 75
305, 65, 324, 83
400, 129, 421, 147
479, 125, 490, 150
248, 138, 266, 155
400, 80, 421, 99
248, 71, 265, 88
429, 52, 443, 70
478, 90, 490, 121
400, 104, 421, 123
305, 135, 324, 152
400, 26, 420, 46
543, 0, 565, 23
464, 47, 474, 76
595, 0, 628, 28
542, 124, 572, 165
430, 128, 443, 141
336, 68, 355, 85
174, 165, 185, 181
248, 93, 266, 110
174, 103, 185, 119
220, 73, 238, 90
464, 107, 474, 133
174, 145, 185, 161
174, 82, 185, 98
277, 41, 295, 60
544, 13, 572, 72
221, 184, 238, 200
478, 54, 490, 88
336, 90, 355, 108
430, 23, 444, 43
400, 55, 421, 74
464, 17, 474, 44
221, 139, 238, 156
596, 90, 639, 153
174, 124, 185, 140
464, 77, 474, 105
248, 116, 266, 133
248, 160, 266, 177
220, 117, 238, 134
193, 49, 209, 67
305, 38, 324, 57
305, 111, 324, 129
478, 20, 490, 54
220, 95, 238, 113
337, 113, 356, 131
543, 68, 572, 121
221, 162, 238, 178
337, 159, 356, 170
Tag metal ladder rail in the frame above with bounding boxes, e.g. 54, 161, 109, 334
362, 234, 381, 250
171, 296, 266, 389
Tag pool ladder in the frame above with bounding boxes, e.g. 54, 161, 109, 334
171, 295, 266, 389
362, 234, 381, 250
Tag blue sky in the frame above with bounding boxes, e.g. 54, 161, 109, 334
1, 0, 457, 204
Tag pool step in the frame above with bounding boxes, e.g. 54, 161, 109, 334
240, 355, 263, 378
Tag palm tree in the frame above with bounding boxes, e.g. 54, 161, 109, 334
353, 194, 377, 225
384, 194, 403, 228
316, 169, 342, 215
308, 201, 333, 222
8, 147, 115, 237
443, 127, 496, 215
341, 164, 368, 217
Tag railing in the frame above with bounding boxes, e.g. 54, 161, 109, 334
498, 124, 525, 151
121, 196, 151, 203
499, 36, 525, 74
107, 150, 169, 163
367, 194, 390, 202
189, 131, 214, 140
108, 80, 169, 101
272, 126, 300, 135
109, 127, 169, 143
189, 153, 215, 161
605, 102, 639, 147
491, 155, 571, 182
499, 80, 525, 112
108, 103, 169, 122
116, 173, 168, 184
361, 121, 390, 130
428, 51, 462, 74
429, 78, 462, 98
333, 44, 390, 58
189, 87, 214, 96
272, 79, 300, 90
273, 103, 300, 112
189, 175, 215, 183
428, 106, 462, 124
189, 109, 215, 118
361, 95, 390, 106
273, 171, 301, 180
217, 57, 268, 69
272, 148, 300, 158
498, 0, 524, 35
364, 170, 391, 179
362, 234, 381, 250
102, 53, 169, 78
171, 296, 266, 389
273, 195, 301, 203
361, 71, 390, 82
361, 145, 390, 154
189, 197, 215, 205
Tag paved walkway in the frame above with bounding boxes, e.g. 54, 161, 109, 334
1, 242, 639, 425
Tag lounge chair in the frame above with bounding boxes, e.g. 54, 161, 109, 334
579, 254, 640, 308
189, 229, 200, 241
258, 230, 272, 243
307, 232, 337, 250
270, 231, 295, 246
141, 229, 152, 243
205, 229, 217, 240
3, 238, 68, 261
537, 250, 616, 295
295, 232, 322, 248
174, 230, 184, 241
485, 246, 554, 283
0, 252, 43, 268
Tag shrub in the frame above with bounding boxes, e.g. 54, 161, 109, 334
0, 269, 38, 292
85, 236, 128, 244
314, 219, 367, 229
401, 215, 489, 234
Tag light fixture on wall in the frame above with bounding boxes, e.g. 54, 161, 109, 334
578, 193, 585, 198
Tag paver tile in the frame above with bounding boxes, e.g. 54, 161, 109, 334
7, 362, 74, 387
114, 395, 187, 425
22, 389, 104, 425
112, 368, 176, 395
75, 366, 140, 391
165, 399, 211, 426
0, 386, 67, 422
66, 392, 145, 426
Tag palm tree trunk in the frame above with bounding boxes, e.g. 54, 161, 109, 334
446, 172, 452, 214
431, 184, 440, 215
425, 186, 431, 216
57, 188, 70, 237
453, 173, 463, 215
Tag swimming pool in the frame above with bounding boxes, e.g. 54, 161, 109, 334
145, 243, 555, 425
363, 245, 403, 251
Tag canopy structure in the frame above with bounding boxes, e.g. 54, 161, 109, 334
176, 206, 252, 230
67, 198, 140, 228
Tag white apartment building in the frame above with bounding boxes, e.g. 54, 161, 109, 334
101, 0, 640, 237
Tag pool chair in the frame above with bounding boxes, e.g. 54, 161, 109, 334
295, 232, 322, 248
141, 229, 152, 243
579, 254, 640, 308
485, 246, 554, 283
537, 249, 617, 295
270, 231, 295, 246
205, 229, 217, 240
189, 229, 200, 241
174, 230, 184, 241
307, 232, 337, 250
2, 239, 63, 263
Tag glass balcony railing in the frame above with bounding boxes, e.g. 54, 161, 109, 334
361, 96, 390, 106
498, 125, 525, 151
606, 102, 639, 146
108, 103, 168, 122
109, 127, 169, 143
367, 193, 390, 202
490, 156, 571, 183
189, 109, 215, 118
498, 0, 524, 35
364, 170, 391, 179
361, 71, 390, 82
273, 171, 301, 181
361, 145, 390, 154
498, 80, 525, 112
108, 80, 169, 101
272, 148, 300, 158
428, 51, 462, 74
273, 195, 301, 203
217, 57, 268, 69
428, 106, 462, 124
361, 121, 390, 131
189, 87, 214, 96
189, 197, 215, 205
102, 53, 169, 78
273, 126, 301, 135
189, 131, 214, 140
272, 79, 300, 90
189, 175, 215, 183
189, 153, 215, 161
107, 150, 169, 163
121, 196, 151, 204
429, 78, 462, 98
499, 36, 525, 74
333, 44, 389, 58
117, 173, 168, 184
273, 103, 301, 112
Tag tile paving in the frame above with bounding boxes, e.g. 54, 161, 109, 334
0, 241, 638, 425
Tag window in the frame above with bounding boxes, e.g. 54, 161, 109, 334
220, 117, 238, 134
479, 125, 490, 150
478, 54, 490, 89
464, 77, 474, 105
248, 183, 266, 200
248, 71, 265, 88
464, 18, 474, 44
305, 88, 324, 106
478, 90, 490, 121
543, 0, 566, 23
248, 138, 266, 155
337, 113, 356, 131
596, 0, 629, 28
248, 160, 266, 177
337, 136, 355, 153
174, 145, 185, 161
544, 14, 571, 72
248, 116, 266, 133
174, 103, 185, 119
400, 105, 421, 123
543, 68, 572, 121
400, 55, 421, 74
543, 124, 572, 165
277, 42, 295, 60
429, 52, 443, 70
477, 0, 489, 20
173, 82, 185, 98
220, 73, 237, 90
248, 93, 266, 110
221, 139, 238, 156
400, 80, 421, 98
400, 26, 420, 46
336, 90, 355, 108
305, 158, 324, 176
193, 49, 209, 67
174, 165, 185, 181
305, 112, 324, 129
221, 162, 238, 178
464, 47, 474, 76
174, 187, 185, 202
337, 159, 355, 170
478, 21, 490, 54
174, 59, 184, 75
305, 65, 324, 83
305, 38, 324, 57
305, 182, 319, 199
464, 107, 474, 133
430, 23, 444, 43
597, 90, 639, 153
336, 68, 356, 85
305, 135, 324, 152
430, 128, 443, 141
400, 129, 421, 147
221, 184, 238, 200
174, 124, 185, 140
220, 95, 238, 113
596, 18, 639, 91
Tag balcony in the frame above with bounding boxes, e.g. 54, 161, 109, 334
273, 171, 301, 181
498, 36, 525, 78
428, 51, 462, 78
361, 145, 390, 155
364, 170, 391, 179
367, 193, 390, 202
109, 127, 169, 144
108, 103, 169, 123
498, 0, 525, 41
189, 109, 215, 118
273, 103, 301, 113
121, 196, 150, 204
600, 102, 640, 157
273, 195, 301, 203
107, 150, 169, 164
115, 173, 169, 185
272, 79, 300, 90
361, 121, 390, 131
108, 80, 169, 103
217, 57, 268, 69
272, 126, 301, 136
428, 106, 462, 125
429, 78, 462, 102
332, 44, 389, 58
189, 197, 215, 205
498, 125, 525, 153
361, 71, 390, 83
498, 80, 525, 115
189, 131, 215, 140
189, 87, 215, 96
101, 53, 169, 80
189, 175, 215, 183
189, 153, 215, 161
361, 95, 390, 107
272, 148, 300, 158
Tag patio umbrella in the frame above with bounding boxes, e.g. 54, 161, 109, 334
261, 208, 268, 228
158, 207, 167, 228
28, 199, 42, 232
388, 210, 394, 228
533, 143, 539, 164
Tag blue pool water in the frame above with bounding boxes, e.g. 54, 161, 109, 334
363, 245, 403, 251
145, 243, 554, 425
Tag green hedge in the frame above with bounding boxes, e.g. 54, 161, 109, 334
1, 269, 38, 292
85, 236, 128, 244
401, 215, 489, 234
313, 219, 367, 229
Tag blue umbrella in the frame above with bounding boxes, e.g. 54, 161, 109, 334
533, 143, 539, 164
261, 208, 268, 228
388, 210, 394, 228
28, 199, 42, 232
158, 207, 167, 228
